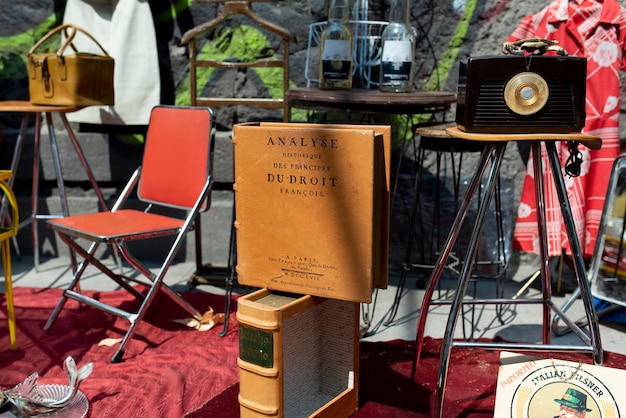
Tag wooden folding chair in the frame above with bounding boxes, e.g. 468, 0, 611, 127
44, 106, 215, 363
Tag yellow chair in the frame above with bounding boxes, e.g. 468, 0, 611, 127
0, 170, 19, 350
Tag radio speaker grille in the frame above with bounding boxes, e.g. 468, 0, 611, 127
473, 81, 576, 128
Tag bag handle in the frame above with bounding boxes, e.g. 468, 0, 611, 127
27, 23, 111, 58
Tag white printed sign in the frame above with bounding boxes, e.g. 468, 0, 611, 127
495, 352, 626, 418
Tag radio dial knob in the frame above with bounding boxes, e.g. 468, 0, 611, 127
504, 71, 549, 115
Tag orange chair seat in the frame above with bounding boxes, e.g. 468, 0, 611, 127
49, 209, 185, 242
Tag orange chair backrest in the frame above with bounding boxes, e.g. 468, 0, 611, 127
138, 106, 214, 210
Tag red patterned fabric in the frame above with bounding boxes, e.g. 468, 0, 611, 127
5, 290, 626, 417
189, 338, 626, 417
0, 287, 239, 417
508, 0, 626, 258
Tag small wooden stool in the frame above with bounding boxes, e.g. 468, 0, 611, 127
0, 170, 19, 350
0, 101, 108, 269
413, 127, 603, 417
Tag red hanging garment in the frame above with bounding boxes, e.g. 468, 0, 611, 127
508, 0, 626, 258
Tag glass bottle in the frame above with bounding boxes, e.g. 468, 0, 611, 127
319, 0, 353, 90
379, 0, 415, 92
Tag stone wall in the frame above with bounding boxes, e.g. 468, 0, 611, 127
3, 1, 625, 129
0, 0, 586, 127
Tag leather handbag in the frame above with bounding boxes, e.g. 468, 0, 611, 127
27, 24, 115, 107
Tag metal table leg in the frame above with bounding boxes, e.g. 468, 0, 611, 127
13, 111, 108, 270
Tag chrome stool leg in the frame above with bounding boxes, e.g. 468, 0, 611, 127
545, 141, 602, 364
412, 143, 503, 379
431, 143, 504, 415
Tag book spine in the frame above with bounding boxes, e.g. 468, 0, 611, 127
238, 357, 281, 417
237, 290, 284, 418
231, 125, 243, 284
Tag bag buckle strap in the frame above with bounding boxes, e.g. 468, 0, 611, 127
39, 58, 54, 98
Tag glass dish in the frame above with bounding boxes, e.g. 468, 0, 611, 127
33, 385, 88, 418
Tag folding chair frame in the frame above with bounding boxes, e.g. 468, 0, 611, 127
44, 106, 215, 363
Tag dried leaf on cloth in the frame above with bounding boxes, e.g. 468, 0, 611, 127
171, 307, 225, 331
98, 338, 123, 347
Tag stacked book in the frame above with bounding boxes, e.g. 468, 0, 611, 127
232, 122, 391, 417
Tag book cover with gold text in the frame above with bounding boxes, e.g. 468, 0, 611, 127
233, 123, 388, 302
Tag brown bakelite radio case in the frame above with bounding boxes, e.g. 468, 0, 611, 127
455, 55, 586, 134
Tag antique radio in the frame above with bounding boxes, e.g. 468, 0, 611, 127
455, 55, 586, 133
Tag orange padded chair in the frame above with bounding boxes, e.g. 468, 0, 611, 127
0, 170, 19, 351
44, 106, 215, 362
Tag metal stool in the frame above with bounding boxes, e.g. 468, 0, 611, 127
412, 127, 603, 418
384, 123, 509, 336
0, 101, 109, 270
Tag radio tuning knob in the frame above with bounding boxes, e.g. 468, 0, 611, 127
504, 71, 549, 115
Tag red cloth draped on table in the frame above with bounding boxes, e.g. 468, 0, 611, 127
508, 0, 626, 258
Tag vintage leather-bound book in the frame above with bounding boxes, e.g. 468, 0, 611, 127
232, 122, 390, 303
237, 289, 359, 418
